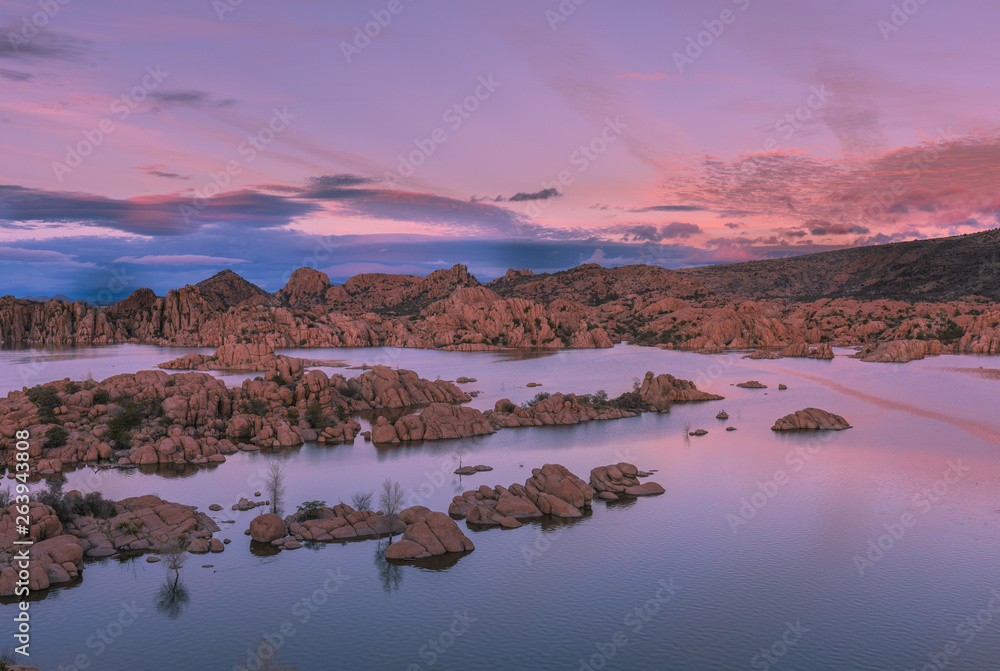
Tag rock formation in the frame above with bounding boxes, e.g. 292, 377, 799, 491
590, 463, 665, 500
385, 508, 475, 560
859, 339, 943, 363
772, 408, 852, 431
0, 365, 471, 474
0, 494, 221, 596
637, 371, 724, 411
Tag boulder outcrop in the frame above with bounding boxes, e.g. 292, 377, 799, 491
860, 339, 943, 363
772, 408, 852, 431
637, 371, 724, 411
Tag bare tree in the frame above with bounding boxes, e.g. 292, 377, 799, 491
158, 539, 188, 587
350, 490, 374, 511
379, 478, 405, 541
453, 448, 469, 471
265, 462, 286, 514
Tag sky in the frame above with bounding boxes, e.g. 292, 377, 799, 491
1, 0, 999, 299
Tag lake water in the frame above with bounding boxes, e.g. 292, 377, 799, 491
2, 345, 999, 670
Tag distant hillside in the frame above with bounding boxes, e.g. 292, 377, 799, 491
195, 269, 272, 309
680, 228, 1000, 301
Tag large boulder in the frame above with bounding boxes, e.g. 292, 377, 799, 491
249, 513, 287, 543
772, 408, 852, 431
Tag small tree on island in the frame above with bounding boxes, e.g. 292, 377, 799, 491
379, 478, 404, 541
265, 462, 286, 514
453, 448, 468, 471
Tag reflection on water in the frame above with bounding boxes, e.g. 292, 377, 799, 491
373, 539, 404, 593
2, 345, 1000, 670
155, 577, 190, 620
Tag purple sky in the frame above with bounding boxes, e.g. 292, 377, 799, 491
1, 0, 998, 298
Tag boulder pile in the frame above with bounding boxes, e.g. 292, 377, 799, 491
772, 408, 852, 431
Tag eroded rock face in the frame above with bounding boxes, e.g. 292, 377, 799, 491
638, 371, 724, 411
385, 508, 475, 560
2, 259, 999, 357
0, 365, 476, 474
589, 462, 663, 499
487, 393, 637, 428
249, 513, 287, 543
772, 408, 852, 431
0, 494, 221, 596
285, 504, 405, 542
736, 380, 767, 389
860, 339, 942, 363
372, 404, 495, 443
782, 342, 834, 359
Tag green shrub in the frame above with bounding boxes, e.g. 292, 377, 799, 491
608, 390, 645, 411
335, 405, 349, 422
240, 398, 268, 417
64, 381, 80, 394
92, 388, 111, 404
27, 385, 60, 422
521, 391, 550, 409
305, 400, 326, 429
44, 426, 69, 449
296, 500, 327, 521
286, 408, 299, 424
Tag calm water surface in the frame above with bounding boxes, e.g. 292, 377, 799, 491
1, 345, 998, 670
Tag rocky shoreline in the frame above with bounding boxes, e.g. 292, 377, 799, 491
1, 263, 997, 360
